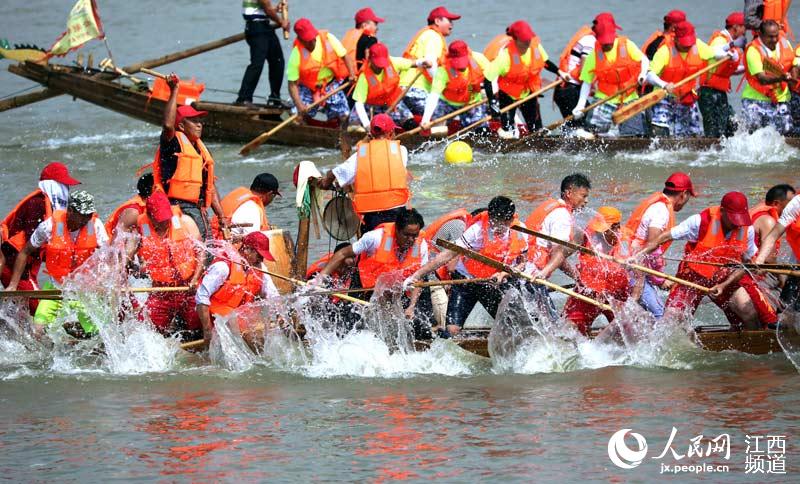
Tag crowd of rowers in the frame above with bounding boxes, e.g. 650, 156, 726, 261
236, 3, 800, 139
0, 64, 798, 346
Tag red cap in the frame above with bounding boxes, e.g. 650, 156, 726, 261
242, 232, 275, 262
175, 105, 208, 128
664, 10, 687, 26
506, 20, 535, 43
726, 12, 745, 27
368, 42, 390, 69
427, 6, 461, 23
370, 113, 396, 136
721, 191, 752, 226
664, 172, 697, 197
294, 18, 319, 42
594, 12, 622, 30
40, 162, 81, 186
146, 191, 173, 223
594, 20, 617, 45
674, 20, 696, 48
447, 40, 470, 69
355, 7, 384, 25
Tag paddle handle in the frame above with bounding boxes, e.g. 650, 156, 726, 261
387, 69, 424, 113
180, 339, 205, 350
523, 273, 613, 312
544, 84, 633, 131
240, 81, 351, 155
398, 98, 488, 138
139, 67, 167, 79
0, 286, 191, 298
280, 1, 290, 40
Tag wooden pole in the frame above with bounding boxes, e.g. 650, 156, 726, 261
0, 286, 191, 298
122, 32, 246, 73
387, 69, 424, 113
0, 88, 61, 113
397, 98, 488, 139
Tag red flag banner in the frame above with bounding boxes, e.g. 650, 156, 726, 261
47, 0, 105, 58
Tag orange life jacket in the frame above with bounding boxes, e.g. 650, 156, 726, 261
763, 0, 793, 38
295, 30, 349, 90
357, 223, 424, 288
785, 217, 800, 260
208, 260, 264, 317
700, 30, 743, 92
592, 36, 641, 98
152, 132, 216, 207
363, 62, 403, 106
105, 195, 146, 240
660, 43, 705, 105
342, 27, 365, 69
498, 38, 545, 98
137, 206, 198, 285
577, 231, 631, 294
1, 189, 52, 252
623, 192, 676, 252
559, 25, 594, 82
484, 34, 512, 61
402, 26, 446, 82
307, 252, 334, 279
745, 36, 794, 103
750, 202, 782, 254
44, 210, 100, 284
683, 206, 749, 279
352, 139, 410, 214
211, 187, 269, 237
525, 199, 573, 269
462, 212, 526, 278
643, 30, 673, 59
441, 55, 485, 104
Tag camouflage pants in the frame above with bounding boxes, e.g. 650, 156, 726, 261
741, 99, 793, 135
432, 100, 488, 128
698, 87, 736, 137
789, 92, 800, 136
651, 98, 703, 137
586, 98, 645, 136
400, 87, 429, 116
295, 80, 350, 119
348, 102, 413, 126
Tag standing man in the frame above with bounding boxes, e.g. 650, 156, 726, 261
153, 75, 226, 240
699, 12, 747, 137
287, 18, 357, 125
236, 0, 289, 108
214, 173, 280, 238
105, 173, 154, 241
754, 188, 800, 310
341, 7, 384, 73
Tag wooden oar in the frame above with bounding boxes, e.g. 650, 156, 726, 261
612, 59, 727, 125
663, 257, 800, 277
309, 277, 576, 295
279, 0, 290, 40
387, 69, 424, 113
0, 286, 192, 298
239, 81, 351, 155
180, 339, 205, 350
397, 98, 488, 139
511, 225, 711, 293
437, 238, 612, 311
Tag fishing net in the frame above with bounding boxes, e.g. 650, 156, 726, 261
430, 218, 468, 250
322, 193, 359, 241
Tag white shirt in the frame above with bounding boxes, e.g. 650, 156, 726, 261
635, 201, 671, 241
778, 195, 800, 227
670, 214, 758, 259
30, 216, 109, 249
352, 226, 430, 263
454, 220, 528, 277
332, 146, 409, 187
195, 261, 280, 306
537, 202, 573, 249
230, 200, 265, 237
567, 33, 596, 83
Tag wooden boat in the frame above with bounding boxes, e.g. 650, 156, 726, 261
9, 61, 800, 153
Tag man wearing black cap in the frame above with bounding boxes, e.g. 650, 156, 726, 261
215, 173, 281, 238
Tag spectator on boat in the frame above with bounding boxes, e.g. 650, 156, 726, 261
105, 173, 154, 242
341, 7, 384, 74
316, 114, 411, 233
213, 173, 280, 239
623, 172, 696, 318
151, 75, 227, 240
398, 6, 461, 127
741, 20, 796, 135
235, 0, 289, 108
635, 191, 778, 329
754, 187, 800, 311
0, 162, 80, 312
287, 18, 357, 125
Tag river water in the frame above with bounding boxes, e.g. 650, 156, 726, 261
1, 0, 800, 481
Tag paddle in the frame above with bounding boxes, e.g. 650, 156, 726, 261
446, 79, 562, 141
0, 286, 192, 298
436, 238, 612, 311
397, 98, 488, 139
662, 257, 800, 277
510, 225, 711, 294
612, 58, 727, 125
309, 278, 577, 295
239, 81, 351, 155
279, 0, 290, 40
388, 69, 424, 114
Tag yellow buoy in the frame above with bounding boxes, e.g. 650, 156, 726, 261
444, 140, 473, 164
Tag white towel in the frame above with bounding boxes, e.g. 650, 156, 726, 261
294, 160, 323, 210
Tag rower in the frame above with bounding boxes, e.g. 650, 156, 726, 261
0, 162, 80, 313
341, 7, 384, 73
419, 40, 492, 133
398, 6, 461, 125
349, 42, 427, 131
151, 75, 226, 240
572, 17, 649, 136
623, 172, 696, 318
643, 10, 685, 61
754, 186, 800, 311
287, 18, 357, 126
128, 191, 203, 336
213, 173, 280, 238
635, 192, 778, 329
196, 232, 280, 347
316, 114, 411, 233
105, 173, 154, 241
404, 196, 527, 338
645, 20, 732, 137
488, 20, 570, 139
307, 242, 355, 285
698, 12, 746, 138
235, 0, 289, 108
564, 207, 630, 335
741, 20, 796, 135
5, 191, 109, 337
524, 174, 591, 314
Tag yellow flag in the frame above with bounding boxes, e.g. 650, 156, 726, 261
47, 0, 105, 57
